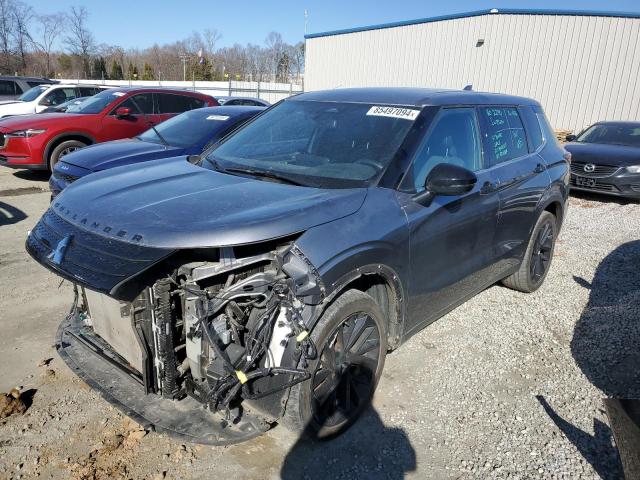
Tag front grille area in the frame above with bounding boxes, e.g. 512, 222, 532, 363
570, 161, 620, 178
26, 209, 172, 295
631, 184, 640, 193
570, 176, 618, 192
0, 133, 5, 148
52, 172, 80, 184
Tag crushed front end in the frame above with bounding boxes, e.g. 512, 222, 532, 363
27, 208, 324, 444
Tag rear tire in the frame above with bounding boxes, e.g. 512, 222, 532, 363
283, 289, 387, 439
502, 211, 557, 293
48, 140, 87, 171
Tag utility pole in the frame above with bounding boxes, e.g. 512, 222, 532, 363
304, 9, 308, 35
179, 54, 190, 82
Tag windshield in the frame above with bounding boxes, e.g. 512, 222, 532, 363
59, 97, 89, 111
17, 85, 48, 102
69, 89, 124, 114
139, 109, 241, 148
576, 124, 640, 147
206, 100, 420, 188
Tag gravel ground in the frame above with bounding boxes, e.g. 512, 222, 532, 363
0, 167, 638, 479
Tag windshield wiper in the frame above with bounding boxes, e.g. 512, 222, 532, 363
223, 167, 306, 186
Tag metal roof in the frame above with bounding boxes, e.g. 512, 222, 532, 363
305, 8, 640, 39
289, 87, 541, 107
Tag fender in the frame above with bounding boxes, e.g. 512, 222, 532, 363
316, 262, 406, 349
531, 181, 569, 239
42, 131, 96, 164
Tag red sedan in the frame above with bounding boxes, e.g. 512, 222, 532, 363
0, 87, 217, 171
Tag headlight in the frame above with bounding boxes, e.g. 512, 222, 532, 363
626, 165, 640, 174
6, 128, 47, 138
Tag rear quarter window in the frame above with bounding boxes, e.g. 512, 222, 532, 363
519, 106, 544, 151
158, 93, 206, 114
0, 80, 16, 95
535, 109, 560, 148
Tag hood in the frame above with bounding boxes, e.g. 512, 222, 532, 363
62, 139, 184, 171
0, 112, 93, 130
0, 100, 21, 106
565, 142, 640, 167
0, 101, 34, 116
51, 157, 367, 249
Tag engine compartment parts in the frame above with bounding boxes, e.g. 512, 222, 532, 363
59, 239, 319, 442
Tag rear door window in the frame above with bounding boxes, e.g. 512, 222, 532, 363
0, 80, 16, 95
157, 93, 205, 114
478, 106, 529, 166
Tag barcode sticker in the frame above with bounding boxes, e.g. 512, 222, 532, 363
366, 106, 420, 120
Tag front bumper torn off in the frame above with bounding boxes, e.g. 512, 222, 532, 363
56, 312, 270, 445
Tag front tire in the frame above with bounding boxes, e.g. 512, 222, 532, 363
284, 289, 387, 439
48, 140, 87, 171
502, 211, 557, 293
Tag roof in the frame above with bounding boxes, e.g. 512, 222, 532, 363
187, 105, 266, 116
289, 87, 540, 107
593, 120, 640, 127
0, 76, 56, 82
305, 8, 640, 39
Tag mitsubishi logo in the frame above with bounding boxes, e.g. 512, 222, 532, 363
47, 235, 72, 265
583, 163, 596, 173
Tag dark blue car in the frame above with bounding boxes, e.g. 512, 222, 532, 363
29, 88, 569, 443
49, 105, 264, 198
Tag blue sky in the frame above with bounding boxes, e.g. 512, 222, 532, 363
28, 0, 640, 49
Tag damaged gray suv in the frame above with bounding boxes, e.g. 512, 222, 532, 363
27, 88, 569, 443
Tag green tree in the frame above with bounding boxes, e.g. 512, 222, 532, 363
91, 57, 108, 80
127, 62, 139, 80
110, 60, 123, 80
189, 58, 213, 81
141, 63, 155, 81
58, 54, 73, 74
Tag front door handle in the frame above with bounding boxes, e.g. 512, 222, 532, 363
534, 163, 546, 173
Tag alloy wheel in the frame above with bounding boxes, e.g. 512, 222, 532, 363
530, 221, 554, 283
59, 146, 80, 158
311, 312, 381, 428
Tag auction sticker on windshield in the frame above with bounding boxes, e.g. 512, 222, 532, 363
206, 115, 230, 121
366, 106, 420, 120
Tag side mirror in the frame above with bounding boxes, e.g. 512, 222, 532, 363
40, 98, 52, 106
115, 106, 131, 118
413, 163, 478, 206
565, 134, 577, 142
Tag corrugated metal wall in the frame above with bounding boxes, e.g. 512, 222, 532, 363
305, 13, 640, 130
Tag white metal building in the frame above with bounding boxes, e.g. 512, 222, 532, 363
304, 8, 640, 131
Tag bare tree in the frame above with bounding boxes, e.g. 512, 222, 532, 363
31, 12, 64, 76
0, 0, 14, 73
11, 1, 32, 72
203, 28, 221, 55
64, 5, 94, 77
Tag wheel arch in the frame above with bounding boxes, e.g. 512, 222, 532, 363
309, 264, 406, 350
535, 184, 568, 233
43, 131, 96, 165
